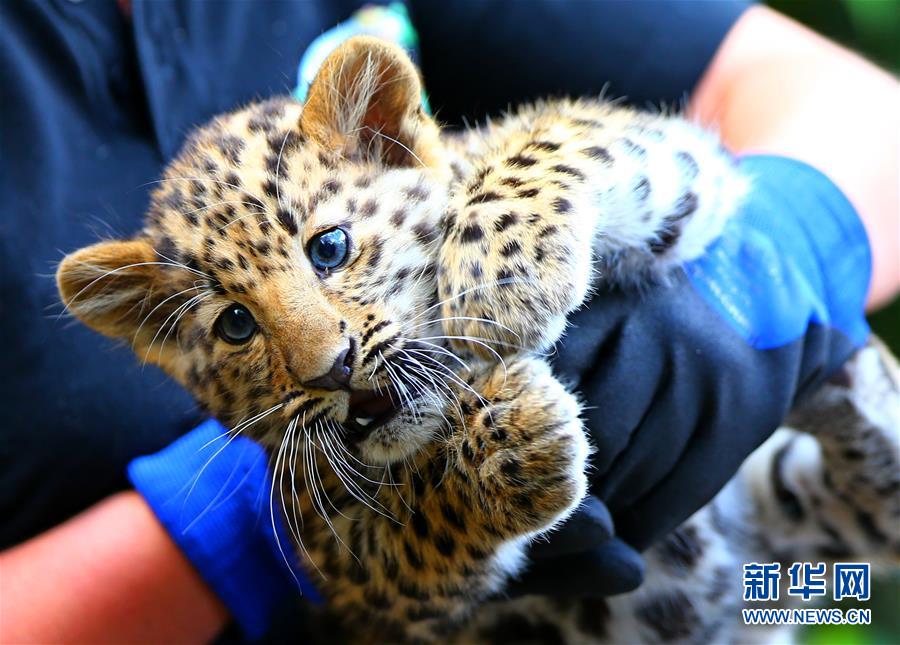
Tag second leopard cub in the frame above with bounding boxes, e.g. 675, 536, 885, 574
58, 37, 899, 642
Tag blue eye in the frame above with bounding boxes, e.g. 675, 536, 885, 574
308, 228, 349, 272
215, 304, 257, 344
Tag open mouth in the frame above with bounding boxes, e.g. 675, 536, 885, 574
344, 387, 404, 437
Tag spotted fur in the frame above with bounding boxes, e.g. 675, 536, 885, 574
57, 37, 898, 642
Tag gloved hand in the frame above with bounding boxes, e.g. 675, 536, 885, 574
551, 155, 871, 550
128, 419, 321, 641
507, 496, 644, 598
129, 423, 643, 640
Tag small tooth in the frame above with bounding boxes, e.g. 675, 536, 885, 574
355, 417, 374, 427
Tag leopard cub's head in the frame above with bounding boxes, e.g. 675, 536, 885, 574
57, 37, 457, 465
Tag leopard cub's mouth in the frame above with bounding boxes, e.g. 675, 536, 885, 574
344, 387, 405, 438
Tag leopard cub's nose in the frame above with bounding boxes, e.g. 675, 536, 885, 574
302, 338, 356, 391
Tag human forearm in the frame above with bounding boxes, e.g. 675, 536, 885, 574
691, 5, 899, 309
0, 491, 227, 644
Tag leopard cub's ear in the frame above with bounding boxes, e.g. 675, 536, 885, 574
300, 35, 443, 169
56, 238, 161, 340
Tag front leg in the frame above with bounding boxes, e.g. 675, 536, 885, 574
740, 338, 900, 562
312, 357, 590, 642
438, 100, 746, 356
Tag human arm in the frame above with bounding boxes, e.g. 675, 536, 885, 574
691, 5, 899, 308
0, 492, 227, 644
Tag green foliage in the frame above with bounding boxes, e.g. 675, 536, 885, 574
769, 0, 899, 71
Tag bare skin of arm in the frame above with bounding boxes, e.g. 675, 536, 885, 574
2, 7, 897, 643
0, 492, 227, 644
691, 5, 900, 309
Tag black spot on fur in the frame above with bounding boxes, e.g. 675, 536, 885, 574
413, 223, 437, 246
499, 176, 525, 188
440, 502, 466, 532
582, 146, 612, 163
406, 604, 444, 622
673, 191, 699, 221
214, 256, 234, 271
855, 508, 888, 544
390, 208, 406, 227
411, 511, 430, 538
434, 532, 456, 557
528, 140, 561, 152
677, 151, 699, 180
322, 178, 341, 195
552, 197, 571, 214
481, 615, 565, 645
404, 542, 423, 570
361, 320, 389, 347
215, 135, 245, 164
501, 240, 522, 257
244, 194, 265, 213
635, 176, 651, 201
494, 211, 519, 232
466, 191, 502, 206
467, 167, 490, 193
361, 198, 378, 218
460, 224, 485, 243
276, 208, 297, 235
659, 525, 704, 571
397, 578, 430, 601
154, 235, 179, 262
224, 172, 242, 189
500, 458, 521, 478
376, 551, 398, 580
317, 151, 336, 169
650, 228, 680, 254
505, 154, 538, 168
367, 238, 384, 268
571, 117, 604, 128
404, 184, 429, 202
772, 440, 805, 521
551, 164, 585, 180
516, 187, 540, 199
363, 588, 391, 610
621, 138, 647, 158
637, 591, 699, 641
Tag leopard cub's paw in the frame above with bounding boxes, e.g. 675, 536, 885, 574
463, 358, 590, 532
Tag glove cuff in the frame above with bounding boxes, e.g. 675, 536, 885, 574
746, 154, 871, 344
128, 419, 320, 640
686, 154, 871, 350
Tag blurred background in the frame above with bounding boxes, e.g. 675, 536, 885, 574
766, 3, 899, 644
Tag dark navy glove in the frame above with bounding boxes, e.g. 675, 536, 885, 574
128, 419, 321, 640
507, 496, 644, 597
552, 155, 871, 550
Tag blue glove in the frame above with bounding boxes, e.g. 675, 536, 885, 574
128, 419, 321, 640
551, 155, 871, 550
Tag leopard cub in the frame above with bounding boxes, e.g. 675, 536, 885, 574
58, 37, 898, 643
